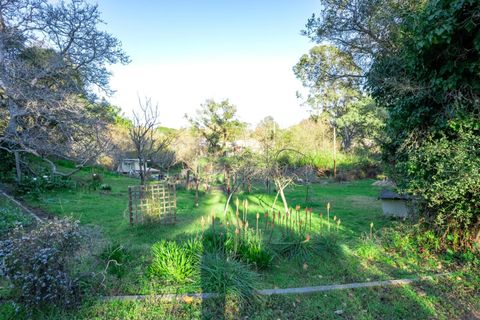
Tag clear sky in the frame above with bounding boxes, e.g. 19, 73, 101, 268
97, 1, 321, 128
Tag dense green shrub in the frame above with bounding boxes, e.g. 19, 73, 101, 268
148, 239, 201, 284
15, 174, 73, 197
0, 218, 85, 309
0, 150, 15, 182
400, 121, 479, 251
99, 183, 112, 191
368, 0, 480, 251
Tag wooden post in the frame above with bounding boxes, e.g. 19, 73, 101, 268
161, 184, 165, 224
173, 183, 177, 224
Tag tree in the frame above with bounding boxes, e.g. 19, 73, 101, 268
294, 45, 386, 157
305, 0, 480, 250
175, 129, 207, 207
0, 0, 129, 181
129, 97, 172, 185
253, 116, 280, 193
302, 0, 423, 78
187, 99, 244, 155
366, 0, 480, 250
222, 149, 261, 215
268, 149, 305, 215
187, 99, 245, 190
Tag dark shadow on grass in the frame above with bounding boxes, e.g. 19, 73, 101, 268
198, 223, 255, 320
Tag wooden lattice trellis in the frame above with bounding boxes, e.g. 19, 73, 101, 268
128, 183, 176, 225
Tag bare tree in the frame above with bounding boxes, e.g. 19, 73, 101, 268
129, 97, 172, 185
175, 130, 206, 207
222, 150, 261, 216
266, 149, 305, 214
0, 0, 129, 180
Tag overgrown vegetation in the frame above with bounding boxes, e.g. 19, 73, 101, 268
0, 198, 32, 235
0, 219, 87, 309
367, 0, 480, 252
301, 0, 480, 253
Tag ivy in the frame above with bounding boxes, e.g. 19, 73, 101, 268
368, 0, 480, 251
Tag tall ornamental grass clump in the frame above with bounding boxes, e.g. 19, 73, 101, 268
200, 252, 259, 305
148, 239, 202, 284
201, 204, 275, 270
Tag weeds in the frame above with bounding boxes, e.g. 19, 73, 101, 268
0, 204, 32, 235
100, 242, 130, 278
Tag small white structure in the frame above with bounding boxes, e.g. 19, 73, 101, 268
232, 139, 261, 153
379, 189, 412, 218
117, 159, 160, 176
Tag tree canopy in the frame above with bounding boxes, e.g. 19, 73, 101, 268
187, 99, 245, 156
303, 0, 479, 250
294, 45, 385, 152
0, 0, 129, 178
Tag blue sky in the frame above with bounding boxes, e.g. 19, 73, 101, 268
97, 1, 321, 128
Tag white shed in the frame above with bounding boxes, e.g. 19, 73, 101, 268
117, 159, 160, 176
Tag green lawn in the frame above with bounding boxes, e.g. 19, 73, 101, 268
2, 171, 478, 319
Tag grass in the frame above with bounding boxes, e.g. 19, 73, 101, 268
1, 272, 477, 319
1, 168, 478, 319
0, 194, 33, 235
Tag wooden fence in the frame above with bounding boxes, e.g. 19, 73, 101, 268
128, 183, 176, 225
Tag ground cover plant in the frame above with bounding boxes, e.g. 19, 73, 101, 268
0, 219, 86, 309
0, 196, 33, 235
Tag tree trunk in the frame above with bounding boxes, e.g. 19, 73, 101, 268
274, 179, 290, 214
333, 126, 337, 177
139, 158, 145, 185
195, 179, 199, 207
226, 169, 231, 194
14, 151, 21, 182
186, 170, 190, 189
279, 186, 289, 214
